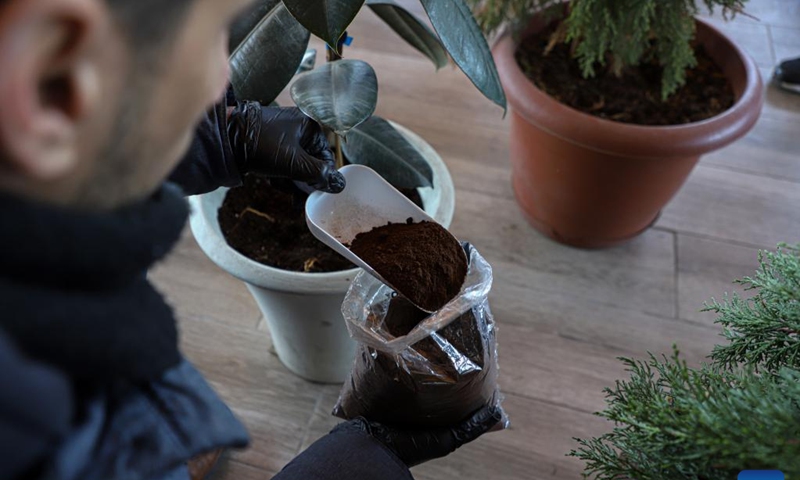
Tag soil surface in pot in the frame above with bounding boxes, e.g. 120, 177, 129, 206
218, 174, 424, 273
349, 221, 468, 312
516, 23, 735, 126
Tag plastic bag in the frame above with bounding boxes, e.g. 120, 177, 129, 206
334, 244, 508, 429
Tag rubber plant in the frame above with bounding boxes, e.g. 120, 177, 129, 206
228, 0, 506, 191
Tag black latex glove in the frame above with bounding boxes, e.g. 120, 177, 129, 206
334, 406, 503, 468
227, 101, 345, 193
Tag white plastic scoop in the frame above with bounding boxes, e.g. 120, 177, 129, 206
306, 165, 459, 313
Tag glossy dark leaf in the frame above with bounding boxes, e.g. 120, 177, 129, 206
290, 59, 378, 137
366, 0, 448, 69
228, 0, 281, 53
230, 3, 310, 105
283, 0, 366, 51
343, 116, 434, 189
419, 0, 507, 110
297, 49, 317, 74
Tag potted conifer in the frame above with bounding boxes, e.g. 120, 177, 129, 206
190, 0, 505, 383
469, 0, 764, 248
571, 244, 800, 477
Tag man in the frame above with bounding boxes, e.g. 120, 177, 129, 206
0, 0, 501, 479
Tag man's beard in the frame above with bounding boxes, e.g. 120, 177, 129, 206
75, 64, 161, 210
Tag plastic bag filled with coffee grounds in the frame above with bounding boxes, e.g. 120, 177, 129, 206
334, 243, 508, 429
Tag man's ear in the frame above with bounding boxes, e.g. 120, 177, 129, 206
0, 0, 106, 180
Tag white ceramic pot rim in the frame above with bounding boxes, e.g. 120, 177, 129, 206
189, 198, 359, 295
189, 123, 455, 295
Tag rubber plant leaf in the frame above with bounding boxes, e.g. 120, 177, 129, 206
283, 0, 366, 52
366, 0, 449, 69
290, 59, 378, 137
419, 0, 507, 110
297, 49, 318, 74
228, 0, 281, 53
230, 3, 311, 105
343, 116, 434, 189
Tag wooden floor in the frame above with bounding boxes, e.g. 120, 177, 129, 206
150, 2, 800, 478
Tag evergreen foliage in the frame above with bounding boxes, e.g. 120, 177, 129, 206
569, 244, 800, 479
468, 0, 747, 98
707, 245, 800, 374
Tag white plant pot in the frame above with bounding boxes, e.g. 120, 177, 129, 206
189, 123, 456, 383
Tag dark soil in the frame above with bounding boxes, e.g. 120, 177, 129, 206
516, 23, 736, 126
349, 221, 468, 312
218, 175, 426, 273
218, 175, 353, 272
382, 296, 484, 366
334, 295, 497, 428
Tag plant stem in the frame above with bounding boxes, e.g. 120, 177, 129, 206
326, 32, 346, 169
334, 135, 344, 169
327, 46, 343, 62
326, 31, 346, 62
324, 128, 345, 169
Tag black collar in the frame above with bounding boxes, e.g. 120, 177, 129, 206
0, 184, 189, 384
0, 184, 188, 290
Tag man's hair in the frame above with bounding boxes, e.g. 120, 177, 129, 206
0, 0, 196, 54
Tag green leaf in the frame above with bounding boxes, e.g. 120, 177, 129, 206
290, 59, 378, 137
283, 0, 366, 51
230, 3, 310, 105
366, 0, 449, 69
343, 116, 434, 189
228, 0, 281, 53
419, 0, 507, 110
297, 49, 317, 74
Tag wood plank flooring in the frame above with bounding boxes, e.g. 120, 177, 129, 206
150, 2, 800, 478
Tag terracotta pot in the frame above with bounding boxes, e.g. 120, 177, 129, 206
493, 17, 764, 248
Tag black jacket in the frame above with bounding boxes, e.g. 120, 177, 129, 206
0, 100, 412, 480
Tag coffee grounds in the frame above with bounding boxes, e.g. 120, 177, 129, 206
218, 175, 354, 273
349, 221, 468, 312
516, 22, 735, 126
334, 296, 497, 428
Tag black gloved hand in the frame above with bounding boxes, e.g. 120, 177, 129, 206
334, 406, 503, 468
227, 102, 346, 193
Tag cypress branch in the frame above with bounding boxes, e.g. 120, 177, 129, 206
569, 244, 800, 479
468, 0, 748, 99
707, 244, 800, 374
